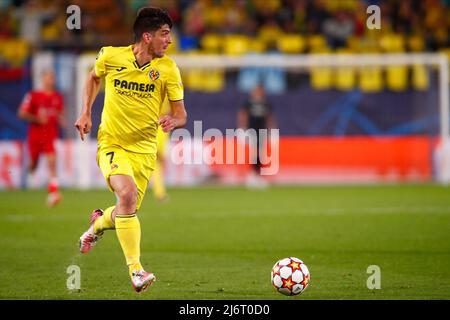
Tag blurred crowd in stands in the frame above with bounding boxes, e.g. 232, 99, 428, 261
0, 0, 449, 92
0, 0, 449, 53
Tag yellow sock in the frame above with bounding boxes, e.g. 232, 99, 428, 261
129, 262, 143, 277
93, 206, 115, 235
153, 160, 167, 199
115, 214, 142, 276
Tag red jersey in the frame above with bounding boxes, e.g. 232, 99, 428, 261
19, 91, 63, 141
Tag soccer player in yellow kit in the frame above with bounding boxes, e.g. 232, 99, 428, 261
74, 7, 187, 293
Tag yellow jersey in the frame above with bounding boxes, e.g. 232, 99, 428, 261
94, 45, 184, 154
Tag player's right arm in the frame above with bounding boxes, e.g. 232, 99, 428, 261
74, 69, 101, 141
17, 93, 46, 125
75, 47, 108, 141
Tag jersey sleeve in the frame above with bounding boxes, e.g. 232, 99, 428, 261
94, 47, 108, 77
19, 92, 34, 113
166, 64, 184, 101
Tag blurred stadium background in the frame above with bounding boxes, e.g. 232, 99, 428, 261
0, 0, 450, 189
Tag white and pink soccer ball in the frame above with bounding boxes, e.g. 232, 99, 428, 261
271, 257, 310, 296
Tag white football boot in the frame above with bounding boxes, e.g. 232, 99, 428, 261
131, 270, 156, 293
79, 209, 103, 254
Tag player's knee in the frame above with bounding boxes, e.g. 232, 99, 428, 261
117, 186, 138, 212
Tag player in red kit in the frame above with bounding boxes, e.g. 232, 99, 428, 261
18, 70, 65, 207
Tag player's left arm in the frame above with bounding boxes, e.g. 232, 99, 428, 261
159, 99, 187, 132
267, 114, 276, 130
266, 101, 276, 129
237, 101, 249, 129
159, 64, 187, 132
58, 95, 67, 128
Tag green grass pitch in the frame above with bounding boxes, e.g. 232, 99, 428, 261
0, 184, 449, 300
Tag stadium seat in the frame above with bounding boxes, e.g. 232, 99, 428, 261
408, 35, 425, 52
181, 50, 206, 91
407, 35, 428, 90
412, 64, 429, 91
386, 65, 408, 91
248, 38, 267, 54
202, 69, 226, 92
200, 33, 222, 53
184, 68, 204, 91
181, 47, 225, 92
0, 40, 29, 67
311, 66, 333, 90
358, 65, 384, 92
357, 47, 384, 92
380, 33, 405, 53
309, 44, 333, 90
223, 35, 250, 56
308, 35, 328, 52
257, 23, 282, 50
380, 33, 408, 91
276, 34, 305, 54
346, 36, 361, 52
334, 48, 356, 91
41, 17, 64, 42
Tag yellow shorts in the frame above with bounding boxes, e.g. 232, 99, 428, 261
97, 145, 156, 210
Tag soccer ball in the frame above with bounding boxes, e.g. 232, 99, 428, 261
271, 257, 310, 296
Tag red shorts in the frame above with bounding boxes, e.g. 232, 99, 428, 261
28, 138, 55, 163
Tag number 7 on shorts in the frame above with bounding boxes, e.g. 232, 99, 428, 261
106, 151, 115, 164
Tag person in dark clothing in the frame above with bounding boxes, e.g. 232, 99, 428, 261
237, 84, 275, 188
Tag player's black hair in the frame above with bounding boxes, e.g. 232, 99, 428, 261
133, 7, 173, 42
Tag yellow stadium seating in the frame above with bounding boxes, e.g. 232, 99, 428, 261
334, 48, 356, 91
310, 47, 333, 90
308, 34, 328, 52
408, 35, 425, 52
181, 49, 225, 92
346, 36, 361, 52
357, 47, 384, 93
380, 33, 405, 52
223, 35, 249, 56
386, 65, 408, 91
412, 64, 429, 91
276, 34, 305, 54
257, 23, 282, 48
379, 33, 408, 91
359, 66, 384, 92
202, 69, 226, 92
0, 39, 29, 67
248, 38, 267, 53
200, 33, 222, 53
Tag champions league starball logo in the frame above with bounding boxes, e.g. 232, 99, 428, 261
148, 69, 160, 81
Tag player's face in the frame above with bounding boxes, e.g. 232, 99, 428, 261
253, 85, 265, 99
150, 24, 172, 58
42, 72, 55, 90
